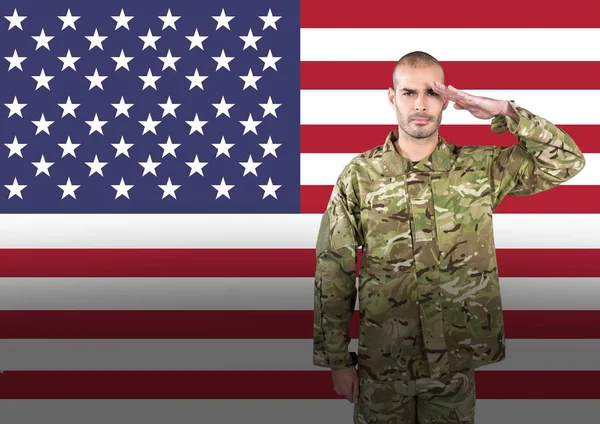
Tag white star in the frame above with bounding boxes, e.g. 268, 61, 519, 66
5, 136, 26, 158
158, 8, 180, 30
111, 96, 134, 118
86, 29, 107, 50
158, 136, 180, 158
112, 177, 134, 199
186, 155, 209, 176
139, 68, 161, 90
212, 96, 235, 118
259, 9, 281, 30
239, 28, 261, 50
239, 68, 261, 90
259, 136, 281, 158
212, 49, 234, 71
139, 29, 161, 50
5, 50, 26, 71
32, 68, 54, 90
212, 177, 234, 199
259, 178, 282, 199
32, 154, 54, 176
58, 136, 80, 158
112, 136, 134, 158
32, 29, 54, 50
139, 154, 161, 176
32, 113, 54, 135
85, 113, 108, 135
212, 136, 235, 158
5, 96, 26, 118
158, 49, 181, 71
58, 49, 80, 71
85, 154, 108, 176
186, 69, 208, 90
212, 9, 234, 30
239, 154, 262, 176
158, 177, 180, 199
112, 9, 134, 30
139, 113, 161, 135
58, 178, 80, 199
186, 114, 208, 135
186, 29, 208, 50
259, 49, 281, 71
239, 113, 262, 135
5, 177, 26, 199
58, 96, 80, 118
158, 96, 181, 118
111, 50, 133, 71
85, 68, 107, 90
58, 9, 79, 30
259, 96, 282, 118
4, 9, 26, 31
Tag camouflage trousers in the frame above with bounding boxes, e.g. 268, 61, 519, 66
353, 369, 476, 424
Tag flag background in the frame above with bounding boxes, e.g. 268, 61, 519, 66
1, 0, 599, 422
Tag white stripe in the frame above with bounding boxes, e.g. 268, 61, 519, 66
300, 89, 600, 125
0, 339, 597, 371
0, 399, 597, 424
301, 153, 596, 186
0, 213, 597, 248
0, 277, 598, 310
300, 28, 600, 61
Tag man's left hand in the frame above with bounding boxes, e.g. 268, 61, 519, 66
431, 81, 513, 119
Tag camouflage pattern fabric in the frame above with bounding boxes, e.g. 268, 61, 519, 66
354, 369, 476, 423
313, 101, 586, 421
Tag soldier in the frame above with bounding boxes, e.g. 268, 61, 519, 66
312, 51, 586, 423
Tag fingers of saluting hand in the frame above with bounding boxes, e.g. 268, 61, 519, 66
431, 81, 470, 103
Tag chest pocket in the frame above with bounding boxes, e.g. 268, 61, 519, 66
359, 176, 414, 271
430, 169, 494, 256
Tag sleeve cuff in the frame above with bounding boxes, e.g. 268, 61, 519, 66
313, 351, 356, 370
490, 100, 534, 135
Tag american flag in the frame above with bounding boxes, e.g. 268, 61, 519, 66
0, 0, 598, 422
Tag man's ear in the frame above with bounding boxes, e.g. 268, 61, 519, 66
387, 87, 395, 109
442, 98, 449, 110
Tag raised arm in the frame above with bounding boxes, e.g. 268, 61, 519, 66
430, 81, 586, 210
487, 101, 586, 210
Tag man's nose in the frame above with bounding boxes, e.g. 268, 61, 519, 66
414, 96, 427, 111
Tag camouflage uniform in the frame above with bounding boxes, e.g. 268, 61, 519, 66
313, 101, 586, 423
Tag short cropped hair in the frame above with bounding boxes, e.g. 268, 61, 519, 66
392, 51, 444, 90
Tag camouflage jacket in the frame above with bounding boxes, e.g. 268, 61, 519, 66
313, 101, 586, 382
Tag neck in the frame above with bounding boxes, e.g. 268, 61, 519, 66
393, 129, 439, 162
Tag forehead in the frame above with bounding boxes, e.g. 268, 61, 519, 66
395, 64, 443, 89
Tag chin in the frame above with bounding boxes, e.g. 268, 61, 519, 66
399, 120, 438, 139
407, 128, 435, 139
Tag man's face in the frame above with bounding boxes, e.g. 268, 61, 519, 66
388, 64, 448, 140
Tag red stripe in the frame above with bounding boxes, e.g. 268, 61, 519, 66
300, 125, 600, 153
301, 61, 600, 90
301, 185, 600, 214
0, 249, 598, 277
300, 0, 600, 28
0, 310, 597, 339
0, 370, 597, 399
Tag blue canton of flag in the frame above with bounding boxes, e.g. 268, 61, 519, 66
0, 0, 300, 213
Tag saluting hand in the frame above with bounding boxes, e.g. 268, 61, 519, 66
431, 81, 513, 120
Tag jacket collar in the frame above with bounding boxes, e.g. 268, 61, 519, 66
381, 129, 454, 176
